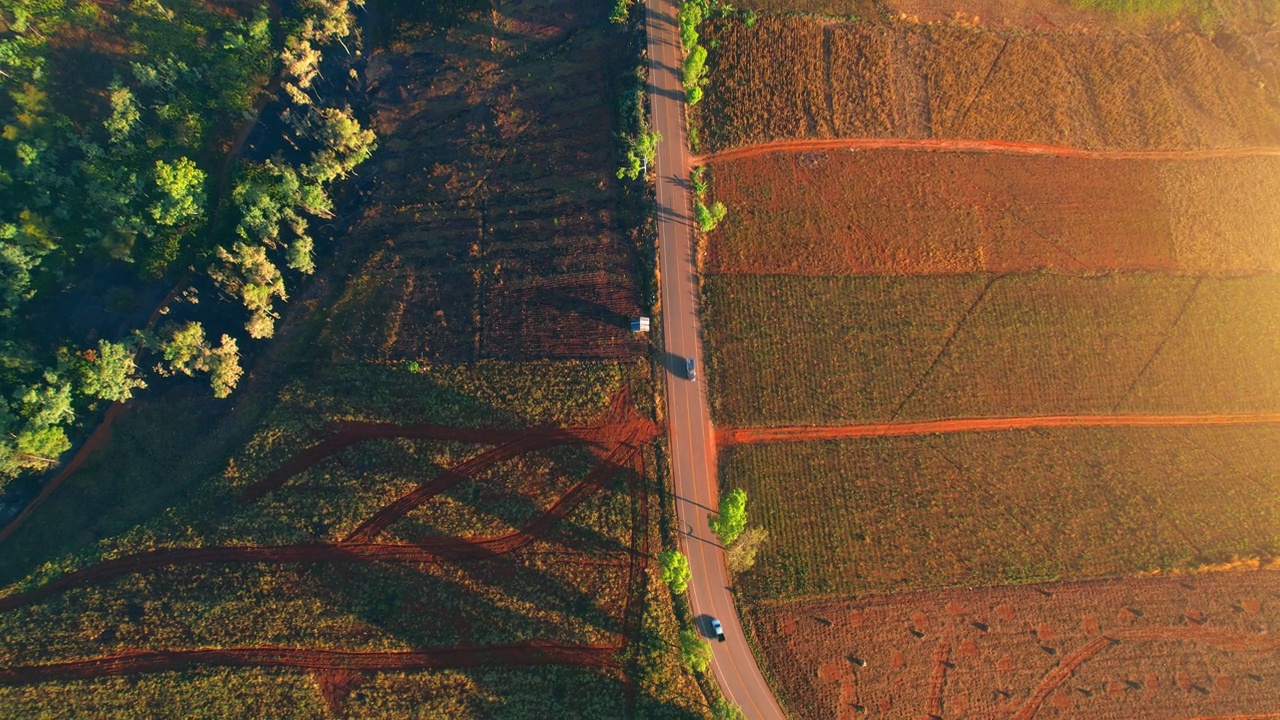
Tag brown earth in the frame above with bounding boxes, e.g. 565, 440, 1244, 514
718, 413, 1280, 446
0, 641, 621, 686
704, 148, 1280, 277
698, 14, 1280, 154
324, 0, 644, 362
751, 571, 1280, 719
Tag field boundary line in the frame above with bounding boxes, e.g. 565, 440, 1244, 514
693, 138, 1280, 166
1110, 278, 1201, 413
887, 276, 998, 422
717, 413, 1280, 445
0, 641, 622, 686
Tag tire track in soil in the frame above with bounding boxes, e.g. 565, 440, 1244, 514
718, 413, 1280, 446
1013, 627, 1280, 720
0, 438, 641, 613
925, 640, 950, 720
0, 641, 621, 686
693, 138, 1280, 166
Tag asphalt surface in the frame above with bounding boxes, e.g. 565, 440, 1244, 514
643, 2, 788, 718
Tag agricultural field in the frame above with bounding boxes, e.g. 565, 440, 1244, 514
705, 151, 1280, 276
694, 13, 1280, 153
702, 273, 1280, 427
720, 428, 1280, 600
0, 0, 707, 717
751, 570, 1280, 720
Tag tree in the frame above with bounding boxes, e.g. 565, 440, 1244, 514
104, 81, 140, 144
657, 549, 691, 594
210, 242, 287, 338
617, 130, 661, 181
306, 105, 376, 184
682, 44, 708, 93
157, 322, 244, 397
679, 628, 711, 673
725, 526, 768, 575
78, 339, 146, 402
695, 200, 727, 232
709, 488, 747, 545
677, 1, 704, 49
610, 0, 632, 24
712, 699, 746, 720
149, 157, 206, 228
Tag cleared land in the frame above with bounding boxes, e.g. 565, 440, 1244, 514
720, 427, 1280, 601
705, 151, 1280, 276
322, 0, 645, 362
749, 570, 1280, 720
696, 14, 1280, 153
702, 273, 1280, 427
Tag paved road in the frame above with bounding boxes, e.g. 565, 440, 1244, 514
643, 2, 788, 718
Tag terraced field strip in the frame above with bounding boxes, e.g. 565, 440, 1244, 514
0, 641, 622, 686
693, 138, 1280, 166
719, 413, 1280, 445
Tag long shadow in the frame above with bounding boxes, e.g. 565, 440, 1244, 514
523, 286, 634, 332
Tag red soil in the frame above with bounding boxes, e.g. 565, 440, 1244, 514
0, 403, 125, 545
718, 413, 1280, 446
1013, 627, 1280, 720
0, 641, 620, 686
693, 137, 1280, 166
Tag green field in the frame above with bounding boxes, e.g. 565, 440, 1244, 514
702, 273, 1280, 427
722, 427, 1280, 603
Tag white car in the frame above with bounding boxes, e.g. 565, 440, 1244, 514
710, 617, 725, 642
686, 357, 697, 382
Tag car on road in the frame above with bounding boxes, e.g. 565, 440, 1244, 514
710, 617, 725, 642
686, 357, 696, 382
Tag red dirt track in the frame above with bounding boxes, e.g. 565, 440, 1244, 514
717, 413, 1280, 446
1014, 627, 1280, 720
0, 641, 620, 686
693, 138, 1280, 166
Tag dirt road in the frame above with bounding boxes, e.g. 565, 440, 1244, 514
717, 413, 1280, 446
694, 137, 1280, 166
645, 1, 787, 718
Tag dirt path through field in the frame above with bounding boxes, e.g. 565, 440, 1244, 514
718, 413, 1280, 446
693, 138, 1280, 166
0, 641, 621, 686
1014, 627, 1280, 720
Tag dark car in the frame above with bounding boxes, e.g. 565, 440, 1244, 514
710, 617, 725, 642
686, 357, 696, 382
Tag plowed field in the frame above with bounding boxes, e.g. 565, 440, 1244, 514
750, 570, 1280, 720
702, 273, 1280, 427
705, 150, 1280, 276
696, 14, 1280, 153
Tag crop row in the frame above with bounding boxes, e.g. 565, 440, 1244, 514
702, 273, 1280, 427
721, 425, 1280, 603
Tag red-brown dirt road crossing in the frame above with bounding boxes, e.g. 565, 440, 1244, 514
717, 413, 1280, 446
692, 137, 1280, 166
0, 642, 621, 686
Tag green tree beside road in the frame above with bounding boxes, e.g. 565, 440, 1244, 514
710, 487, 748, 545
679, 628, 712, 672
658, 549, 691, 594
